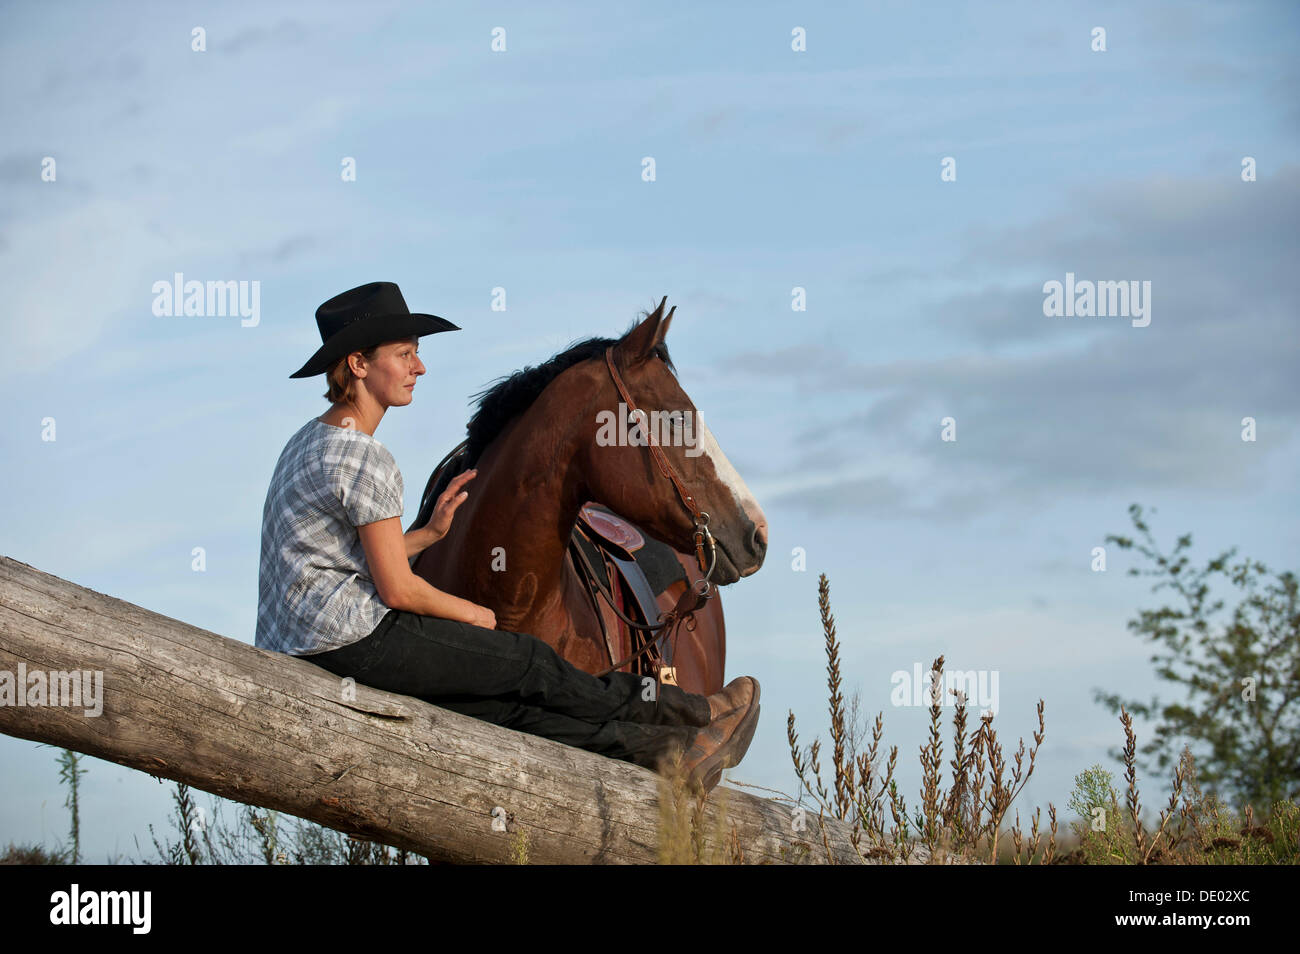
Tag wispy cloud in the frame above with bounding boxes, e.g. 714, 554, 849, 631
726, 165, 1300, 515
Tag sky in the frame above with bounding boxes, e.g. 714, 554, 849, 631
1, 0, 1297, 862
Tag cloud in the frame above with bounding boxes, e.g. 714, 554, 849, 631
718, 343, 852, 378
0, 153, 37, 183
40, 51, 142, 97
220, 20, 310, 55
680, 288, 747, 313
685, 107, 739, 139
767, 473, 909, 517
225, 94, 359, 158
238, 234, 320, 267
6, 197, 180, 371
817, 120, 868, 150
729, 166, 1300, 516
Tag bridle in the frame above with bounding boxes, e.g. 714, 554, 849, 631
589, 346, 718, 681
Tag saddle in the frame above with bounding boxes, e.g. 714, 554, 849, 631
570, 502, 692, 685
415, 442, 691, 683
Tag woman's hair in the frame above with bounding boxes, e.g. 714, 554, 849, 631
323, 345, 380, 405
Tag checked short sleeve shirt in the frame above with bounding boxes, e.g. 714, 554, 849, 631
256, 417, 404, 656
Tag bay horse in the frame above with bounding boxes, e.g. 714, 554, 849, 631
407, 297, 767, 696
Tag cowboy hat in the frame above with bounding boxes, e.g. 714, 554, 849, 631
289, 281, 459, 379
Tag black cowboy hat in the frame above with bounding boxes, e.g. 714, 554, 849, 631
289, 281, 460, 379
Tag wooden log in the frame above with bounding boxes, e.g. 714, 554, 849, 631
0, 554, 926, 864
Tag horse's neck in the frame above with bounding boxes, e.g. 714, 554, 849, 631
449, 401, 589, 624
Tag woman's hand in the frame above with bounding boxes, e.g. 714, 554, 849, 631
422, 468, 478, 543
466, 603, 496, 630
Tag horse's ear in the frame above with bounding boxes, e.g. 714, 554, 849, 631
619, 296, 674, 367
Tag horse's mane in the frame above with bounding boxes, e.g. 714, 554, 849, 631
413, 310, 676, 525
464, 315, 676, 468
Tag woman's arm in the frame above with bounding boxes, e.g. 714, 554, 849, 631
403, 525, 438, 560
359, 516, 496, 628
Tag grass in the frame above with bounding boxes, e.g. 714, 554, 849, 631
776, 572, 1299, 865
0, 768, 435, 865
654, 744, 744, 864
783, 573, 1049, 863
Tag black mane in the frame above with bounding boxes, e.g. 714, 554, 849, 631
412, 312, 675, 527
464, 315, 675, 467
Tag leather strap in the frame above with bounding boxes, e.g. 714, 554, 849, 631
603, 347, 716, 580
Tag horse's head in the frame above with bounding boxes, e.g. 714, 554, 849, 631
577, 297, 768, 585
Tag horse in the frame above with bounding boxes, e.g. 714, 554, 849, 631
407, 297, 767, 696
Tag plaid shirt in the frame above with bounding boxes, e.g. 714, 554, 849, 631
256, 417, 404, 656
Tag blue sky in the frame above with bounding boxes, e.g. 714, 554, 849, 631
1, 0, 1297, 861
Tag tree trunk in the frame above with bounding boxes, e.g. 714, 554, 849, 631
0, 555, 919, 864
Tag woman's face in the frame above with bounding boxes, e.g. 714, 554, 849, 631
358, 337, 425, 407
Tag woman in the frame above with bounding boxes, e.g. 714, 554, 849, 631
255, 282, 760, 792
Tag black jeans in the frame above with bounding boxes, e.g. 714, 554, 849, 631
304, 609, 711, 769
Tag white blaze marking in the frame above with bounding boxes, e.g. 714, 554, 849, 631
695, 413, 767, 532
